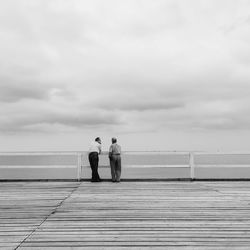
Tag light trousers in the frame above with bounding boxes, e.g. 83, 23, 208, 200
109, 155, 121, 181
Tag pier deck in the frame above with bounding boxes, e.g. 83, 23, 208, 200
1, 181, 250, 249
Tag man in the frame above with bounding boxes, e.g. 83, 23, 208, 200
88, 137, 102, 182
109, 137, 121, 182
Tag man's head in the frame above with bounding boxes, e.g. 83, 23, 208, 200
95, 137, 101, 144
112, 137, 117, 144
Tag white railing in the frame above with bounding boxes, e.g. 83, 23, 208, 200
0, 151, 250, 180
0, 151, 83, 180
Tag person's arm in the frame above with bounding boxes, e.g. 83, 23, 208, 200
109, 145, 112, 158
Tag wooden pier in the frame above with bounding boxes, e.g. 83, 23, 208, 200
1, 181, 250, 249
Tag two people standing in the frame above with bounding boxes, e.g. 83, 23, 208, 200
88, 137, 121, 182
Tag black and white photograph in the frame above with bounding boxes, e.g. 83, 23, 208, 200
0, 0, 250, 249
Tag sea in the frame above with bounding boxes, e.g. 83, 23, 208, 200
0, 152, 250, 180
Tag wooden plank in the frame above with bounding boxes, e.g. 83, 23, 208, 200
17, 247, 250, 250
1, 181, 250, 249
0, 182, 79, 249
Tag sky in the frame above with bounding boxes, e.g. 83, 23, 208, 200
0, 0, 250, 152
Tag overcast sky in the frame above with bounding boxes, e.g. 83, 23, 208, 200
0, 0, 250, 152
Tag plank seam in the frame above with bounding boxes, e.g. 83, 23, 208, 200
14, 182, 81, 250
198, 183, 250, 206
199, 183, 221, 194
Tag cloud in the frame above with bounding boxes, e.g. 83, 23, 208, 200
103, 99, 184, 111
1, 0, 250, 137
93, 86, 185, 111
0, 105, 122, 133
0, 80, 49, 103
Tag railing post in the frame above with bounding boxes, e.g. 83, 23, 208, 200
189, 152, 195, 180
77, 153, 82, 181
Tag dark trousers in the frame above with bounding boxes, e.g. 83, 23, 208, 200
110, 155, 121, 181
88, 152, 100, 181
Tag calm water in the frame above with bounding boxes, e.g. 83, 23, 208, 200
0, 152, 250, 179
1, 153, 250, 166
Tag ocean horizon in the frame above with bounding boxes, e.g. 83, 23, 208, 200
0, 151, 250, 180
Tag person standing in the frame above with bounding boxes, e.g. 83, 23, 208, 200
88, 137, 102, 182
109, 137, 121, 182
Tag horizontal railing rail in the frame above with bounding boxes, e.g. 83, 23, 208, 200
0, 151, 250, 180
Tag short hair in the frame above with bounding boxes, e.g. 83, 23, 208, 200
112, 137, 117, 143
95, 137, 101, 142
